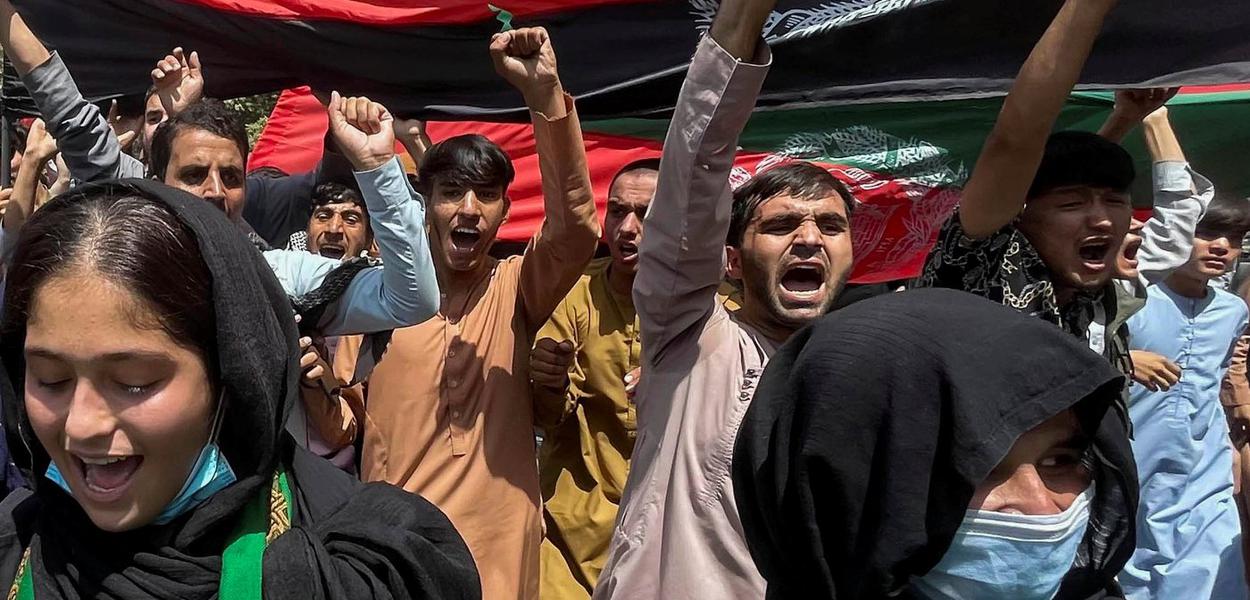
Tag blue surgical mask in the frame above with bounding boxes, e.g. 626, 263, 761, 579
911, 484, 1094, 600
44, 392, 237, 525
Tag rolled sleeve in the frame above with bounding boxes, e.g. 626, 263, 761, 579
1135, 161, 1215, 288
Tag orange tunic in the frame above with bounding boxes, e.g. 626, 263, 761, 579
336, 97, 599, 600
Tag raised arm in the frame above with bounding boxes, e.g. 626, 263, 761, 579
0, 0, 143, 182
1130, 106, 1213, 287
958, 0, 1119, 239
490, 27, 600, 335
3, 119, 56, 261
268, 95, 439, 336
632, 0, 774, 356
1097, 88, 1177, 143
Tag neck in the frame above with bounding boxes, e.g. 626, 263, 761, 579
1055, 285, 1078, 307
738, 304, 797, 345
435, 258, 493, 298
1166, 271, 1211, 299
607, 262, 636, 298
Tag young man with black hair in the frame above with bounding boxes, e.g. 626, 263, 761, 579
527, 157, 659, 599
1122, 192, 1250, 599
594, 0, 855, 595
292, 182, 373, 260
331, 27, 600, 600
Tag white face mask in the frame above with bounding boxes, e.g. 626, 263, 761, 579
911, 484, 1094, 600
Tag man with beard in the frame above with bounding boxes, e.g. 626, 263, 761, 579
0, 2, 438, 340
289, 182, 373, 260
917, 0, 1134, 380
528, 158, 658, 599
332, 27, 599, 600
593, 0, 854, 596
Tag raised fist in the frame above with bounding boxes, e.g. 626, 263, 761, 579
328, 92, 396, 172
489, 27, 561, 99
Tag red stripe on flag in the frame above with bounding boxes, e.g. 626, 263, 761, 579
174, 0, 658, 25
250, 88, 957, 284
1178, 83, 1250, 95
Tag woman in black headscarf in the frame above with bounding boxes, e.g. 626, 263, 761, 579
734, 288, 1137, 600
0, 179, 479, 599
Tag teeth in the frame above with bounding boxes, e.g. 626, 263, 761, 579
453, 228, 478, 235
81, 456, 127, 466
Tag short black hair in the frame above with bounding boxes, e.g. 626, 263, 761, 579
312, 181, 365, 210
610, 158, 662, 192
1197, 194, 1250, 240
150, 99, 249, 182
1028, 131, 1135, 200
248, 166, 289, 179
416, 134, 514, 195
727, 162, 855, 248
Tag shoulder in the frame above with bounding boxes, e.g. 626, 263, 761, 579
1213, 287, 1250, 319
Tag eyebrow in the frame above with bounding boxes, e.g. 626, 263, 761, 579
26, 347, 173, 364
1052, 432, 1090, 451
754, 211, 849, 228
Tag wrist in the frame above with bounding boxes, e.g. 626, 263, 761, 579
351, 153, 394, 172
22, 152, 53, 168
522, 80, 565, 112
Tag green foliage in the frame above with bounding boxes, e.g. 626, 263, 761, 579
224, 93, 278, 146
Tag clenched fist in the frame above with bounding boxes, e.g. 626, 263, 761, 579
531, 337, 575, 392
328, 92, 396, 172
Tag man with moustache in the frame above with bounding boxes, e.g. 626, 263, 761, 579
528, 158, 658, 599
593, 0, 856, 596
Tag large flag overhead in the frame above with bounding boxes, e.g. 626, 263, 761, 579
11, 0, 1250, 120
250, 86, 1250, 284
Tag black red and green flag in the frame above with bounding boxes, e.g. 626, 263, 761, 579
249, 86, 1250, 284
10, 0, 1250, 119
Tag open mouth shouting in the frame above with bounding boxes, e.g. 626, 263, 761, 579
1077, 237, 1113, 272
777, 261, 827, 307
317, 243, 346, 260
449, 226, 482, 257
617, 241, 640, 264
74, 454, 144, 503
1120, 234, 1142, 271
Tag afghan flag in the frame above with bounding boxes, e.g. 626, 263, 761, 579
250, 86, 1250, 284
11, 0, 1250, 120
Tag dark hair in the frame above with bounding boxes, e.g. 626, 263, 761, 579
312, 181, 365, 209
1028, 131, 1135, 200
2, 186, 217, 366
728, 162, 855, 248
610, 158, 662, 192
150, 99, 249, 182
1197, 194, 1250, 240
416, 134, 514, 195
248, 165, 289, 179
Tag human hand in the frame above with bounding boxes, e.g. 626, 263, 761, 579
1229, 405, 1250, 448
0, 188, 12, 219
22, 118, 57, 164
46, 154, 70, 199
489, 27, 561, 101
328, 92, 395, 172
531, 338, 574, 391
392, 118, 425, 144
299, 336, 332, 385
625, 367, 641, 402
150, 47, 204, 118
1111, 88, 1179, 124
1131, 350, 1181, 392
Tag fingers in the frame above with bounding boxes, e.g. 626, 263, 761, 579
305, 364, 325, 381
188, 50, 202, 74
532, 338, 575, 368
300, 336, 313, 352
117, 130, 137, 148
326, 91, 344, 126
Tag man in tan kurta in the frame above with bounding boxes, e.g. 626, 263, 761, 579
529, 160, 658, 598
333, 28, 599, 600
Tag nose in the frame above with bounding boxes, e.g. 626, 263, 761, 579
62, 382, 117, 447
1087, 199, 1114, 232
1209, 236, 1232, 255
620, 212, 642, 237
990, 465, 1064, 515
325, 214, 345, 235
201, 171, 225, 201
793, 219, 822, 250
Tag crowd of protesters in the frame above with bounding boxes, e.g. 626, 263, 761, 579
0, 0, 1245, 597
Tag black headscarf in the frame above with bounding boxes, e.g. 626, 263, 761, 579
0, 180, 479, 599
733, 288, 1137, 600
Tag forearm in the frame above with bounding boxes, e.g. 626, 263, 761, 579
634, 36, 769, 349
6, 154, 47, 232
348, 156, 439, 327
532, 384, 576, 431
21, 53, 131, 182
1142, 110, 1186, 163
1098, 110, 1138, 143
709, 0, 778, 60
959, 0, 1117, 238
0, 1, 50, 76
1135, 162, 1212, 286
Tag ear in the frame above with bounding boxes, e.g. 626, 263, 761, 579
502, 195, 511, 224
725, 245, 744, 279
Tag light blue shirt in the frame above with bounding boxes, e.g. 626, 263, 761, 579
1122, 283, 1249, 599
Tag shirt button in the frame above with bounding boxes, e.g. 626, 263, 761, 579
452, 410, 462, 418
448, 379, 460, 389
448, 348, 457, 358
